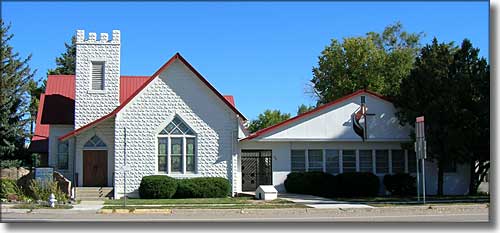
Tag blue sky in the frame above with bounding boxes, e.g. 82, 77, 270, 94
2, 1, 489, 120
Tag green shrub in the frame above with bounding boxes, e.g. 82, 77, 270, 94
0, 160, 22, 168
174, 177, 231, 198
383, 173, 416, 196
28, 179, 68, 202
139, 175, 178, 199
284, 172, 338, 197
1, 179, 18, 198
336, 172, 380, 197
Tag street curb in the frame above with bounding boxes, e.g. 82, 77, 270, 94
98, 208, 173, 214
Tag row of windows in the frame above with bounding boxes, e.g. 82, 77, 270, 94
291, 149, 418, 174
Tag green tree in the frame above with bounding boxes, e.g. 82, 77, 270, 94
247, 110, 291, 133
297, 104, 315, 115
48, 35, 76, 75
311, 22, 422, 104
0, 21, 36, 165
27, 79, 45, 135
448, 39, 489, 195
394, 38, 489, 195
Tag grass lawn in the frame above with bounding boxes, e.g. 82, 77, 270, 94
104, 197, 305, 209
105, 197, 292, 205
12, 204, 73, 209
102, 203, 307, 210
332, 195, 489, 203
370, 202, 490, 207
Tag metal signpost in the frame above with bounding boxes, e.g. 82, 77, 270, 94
121, 127, 128, 207
415, 116, 427, 204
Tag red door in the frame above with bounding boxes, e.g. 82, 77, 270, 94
83, 150, 108, 187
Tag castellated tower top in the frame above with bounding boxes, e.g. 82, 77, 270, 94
76, 30, 120, 44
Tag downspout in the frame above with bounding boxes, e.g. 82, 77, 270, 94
72, 137, 77, 199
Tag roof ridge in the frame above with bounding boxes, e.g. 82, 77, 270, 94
241, 89, 391, 141
59, 53, 246, 141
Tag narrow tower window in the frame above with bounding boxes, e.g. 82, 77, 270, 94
91, 61, 105, 90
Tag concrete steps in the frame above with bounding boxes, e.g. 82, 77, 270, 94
75, 187, 114, 200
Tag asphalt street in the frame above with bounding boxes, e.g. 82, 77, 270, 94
1, 205, 490, 222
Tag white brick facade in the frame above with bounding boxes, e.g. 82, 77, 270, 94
114, 60, 240, 198
75, 30, 121, 129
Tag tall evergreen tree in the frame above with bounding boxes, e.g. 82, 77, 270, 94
0, 21, 36, 165
48, 35, 76, 75
28, 79, 44, 135
394, 38, 489, 195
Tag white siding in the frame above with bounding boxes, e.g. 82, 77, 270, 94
74, 118, 115, 187
114, 60, 239, 198
256, 94, 411, 141
48, 125, 75, 181
75, 30, 120, 129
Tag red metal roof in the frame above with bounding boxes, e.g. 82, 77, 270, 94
120, 76, 150, 103
31, 75, 159, 151
57, 53, 245, 141
45, 75, 76, 98
28, 94, 49, 153
241, 89, 392, 141
223, 95, 235, 107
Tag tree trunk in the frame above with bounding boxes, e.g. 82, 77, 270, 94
437, 160, 444, 196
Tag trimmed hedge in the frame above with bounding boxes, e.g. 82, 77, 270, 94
139, 175, 178, 199
383, 173, 416, 196
284, 172, 379, 197
336, 172, 379, 197
284, 172, 337, 197
175, 177, 231, 198
139, 175, 231, 199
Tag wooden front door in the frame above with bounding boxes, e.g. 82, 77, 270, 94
83, 150, 108, 187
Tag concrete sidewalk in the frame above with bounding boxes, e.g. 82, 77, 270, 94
72, 200, 104, 211
279, 193, 374, 209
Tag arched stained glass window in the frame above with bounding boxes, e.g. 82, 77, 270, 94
84, 135, 106, 148
158, 116, 196, 174
159, 116, 194, 135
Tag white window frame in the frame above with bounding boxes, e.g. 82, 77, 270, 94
307, 149, 324, 172
89, 60, 106, 93
157, 135, 197, 174
156, 116, 197, 175
290, 149, 306, 172
358, 149, 373, 173
325, 149, 340, 174
341, 149, 356, 173
375, 149, 390, 175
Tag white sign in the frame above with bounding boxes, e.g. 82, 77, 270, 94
35, 167, 53, 182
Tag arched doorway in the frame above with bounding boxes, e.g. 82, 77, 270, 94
82, 135, 108, 187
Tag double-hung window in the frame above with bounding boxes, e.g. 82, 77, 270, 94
291, 150, 306, 172
342, 150, 356, 172
57, 141, 69, 169
325, 149, 339, 174
308, 150, 323, 172
359, 150, 373, 172
391, 150, 405, 173
375, 150, 389, 174
157, 116, 196, 174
